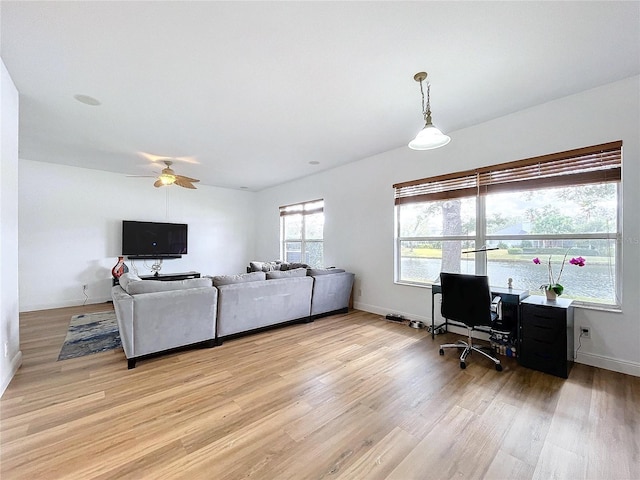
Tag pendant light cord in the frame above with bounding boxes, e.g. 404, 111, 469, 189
419, 79, 432, 124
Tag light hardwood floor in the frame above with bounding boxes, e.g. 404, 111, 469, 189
1, 304, 639, 479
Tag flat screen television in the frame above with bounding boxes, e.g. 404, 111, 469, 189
122, 220, 188, 258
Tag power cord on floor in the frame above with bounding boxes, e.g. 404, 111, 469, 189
574, 332, 585, 359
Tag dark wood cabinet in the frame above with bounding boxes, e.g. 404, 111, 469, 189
519, 296, 574, 378
139, 271, 201, 281
113, 271, 201, 286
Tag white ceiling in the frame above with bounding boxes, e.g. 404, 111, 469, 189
2, 1, 639, 191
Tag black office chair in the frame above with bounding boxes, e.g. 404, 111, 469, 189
438, 272, 503, 371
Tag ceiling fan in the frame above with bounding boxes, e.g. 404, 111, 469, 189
129, 160, 200, 189
154, 161, 200, 189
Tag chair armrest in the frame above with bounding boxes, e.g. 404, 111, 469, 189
491, 296, 502, 314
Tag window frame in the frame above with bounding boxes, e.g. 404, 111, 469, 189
393, 141, 623, 309
279, 199, 324, 267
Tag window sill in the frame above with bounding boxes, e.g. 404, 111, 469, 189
395, 280, 622, 313
395, 280, 431, 289
571, 301, 622, 314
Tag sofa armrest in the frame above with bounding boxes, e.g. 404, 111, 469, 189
310, 272, 355, 316
111, 286, 135, 358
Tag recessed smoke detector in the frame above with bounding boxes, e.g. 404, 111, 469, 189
73, 94, 101, 106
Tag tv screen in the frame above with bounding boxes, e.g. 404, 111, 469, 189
122, 221, 188, 258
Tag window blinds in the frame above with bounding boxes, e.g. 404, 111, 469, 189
279, 199, 324, 216
393, 140, 622, 205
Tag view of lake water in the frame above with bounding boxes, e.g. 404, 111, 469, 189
401, 257, 615, 303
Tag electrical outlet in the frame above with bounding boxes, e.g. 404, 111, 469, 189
580, 326, 591, 338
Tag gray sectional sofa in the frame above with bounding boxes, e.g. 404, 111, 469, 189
111, 267, 354, 368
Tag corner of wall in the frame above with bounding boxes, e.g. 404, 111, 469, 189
0, 351, 22, 398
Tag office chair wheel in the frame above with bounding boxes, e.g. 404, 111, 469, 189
439, 348, 444, 355
495, 364, 503, 372
459, 361, 466, 369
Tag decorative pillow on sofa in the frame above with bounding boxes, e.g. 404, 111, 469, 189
118, 272, 141, 291
126, 277, 212, 295
266, 268, 307, 279
213, 271, 267, 287
307, 268, 346, 276
249, 261, 282, 272
280, 262, 309, 271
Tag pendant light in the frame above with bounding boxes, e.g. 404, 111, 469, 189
408, 72, 451, 150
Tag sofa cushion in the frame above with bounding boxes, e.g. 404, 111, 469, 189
118, 272, 141, 291
266, 268, 307, 279
307, 268, 346, 276
213, 271, 266, 286
126, 277, 212, 295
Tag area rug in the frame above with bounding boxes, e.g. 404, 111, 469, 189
58, 311, 122, 361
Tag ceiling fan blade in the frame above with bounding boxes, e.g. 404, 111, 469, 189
153, 179, 164, 188
176, 174, 200, 183
174, 177, 197, 189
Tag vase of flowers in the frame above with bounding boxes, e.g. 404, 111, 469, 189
533, 252, 586, 302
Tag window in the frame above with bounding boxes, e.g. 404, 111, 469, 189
394, 141, 622, 307
280, 199, 324, 267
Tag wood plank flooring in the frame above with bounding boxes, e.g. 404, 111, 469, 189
1, 304, 639, 479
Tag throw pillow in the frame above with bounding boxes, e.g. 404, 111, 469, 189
288, 262, 309, 270
248, 261, 282, 272
249, 261, 264, 272
213, 271, 266, 287
266, 268, 308, 279
118, 272, 141, 292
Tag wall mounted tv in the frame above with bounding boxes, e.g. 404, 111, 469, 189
122, 220, 188, 259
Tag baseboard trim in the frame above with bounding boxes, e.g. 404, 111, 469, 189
576, 351, 640, 377
353, 302, 430, 323
0, 350, 23, 397
19, 297, 112, 313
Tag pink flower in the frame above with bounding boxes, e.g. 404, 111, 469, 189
532, 251, 586, 295
570, 256, 586, 267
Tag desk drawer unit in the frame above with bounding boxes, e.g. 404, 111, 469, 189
519, 296, 574, 378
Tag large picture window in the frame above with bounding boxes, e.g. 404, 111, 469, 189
280, 199, 324, 267
394, 141, 622, 307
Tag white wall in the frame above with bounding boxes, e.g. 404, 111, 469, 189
255, 76, 640, 377
18, 161, 256, 311
1, 60, 22, 396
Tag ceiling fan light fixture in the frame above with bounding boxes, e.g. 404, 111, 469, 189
159, 173, 176, 185
408, 71, 450, 151
151, 160, 200, 189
